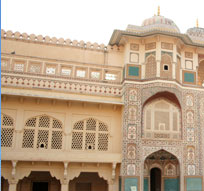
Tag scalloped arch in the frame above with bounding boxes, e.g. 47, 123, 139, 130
73, 117, 109, 131
24, 114, 63, 126
143, 147, 181, 163
68, 170, 110, 183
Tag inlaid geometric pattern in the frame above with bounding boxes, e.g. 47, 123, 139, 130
145, 55, 157, 79
22, 115, 63, 150
71, 118, 109, 151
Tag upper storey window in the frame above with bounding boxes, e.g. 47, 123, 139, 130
1, 59, 10, 70
1, 114, 15, 148
29, 63, 41, 73
71, 118, 109, 151
22, 115, 63, 150
14, 62, 25, 72
160, 54, 172, 79
91, 71, 100, 79
61, 68, 71, 76
46, 67, 56, 75
105, 73, 117, 81
76, 69, 86, 78
143, 99, 181, 140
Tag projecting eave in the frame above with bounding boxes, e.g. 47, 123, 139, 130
109, 29, 204, 48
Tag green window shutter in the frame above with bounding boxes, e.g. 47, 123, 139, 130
129, 66, 139, 77
184, 73, 194, 83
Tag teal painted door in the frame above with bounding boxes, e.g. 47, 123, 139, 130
144, 178, 148, 191
186, 178, 202, 191
164, 178, 179, 191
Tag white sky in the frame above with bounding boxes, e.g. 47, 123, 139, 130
2, 0, 204, 45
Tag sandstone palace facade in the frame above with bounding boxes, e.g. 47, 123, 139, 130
1, 12, 204, 191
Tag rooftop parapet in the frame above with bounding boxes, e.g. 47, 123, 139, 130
1, 30, 123, 52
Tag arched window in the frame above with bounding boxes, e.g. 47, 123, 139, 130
71, 118, 109, 151
164, 163, 176, 176
143, 98, 181, 139
22, 115, 63, 150
1, 114, 14, 148
160, 54, 172, 79
145, 55, 157, 79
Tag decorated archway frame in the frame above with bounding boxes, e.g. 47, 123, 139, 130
142, 146, 182, 163
141, 85, 182, 107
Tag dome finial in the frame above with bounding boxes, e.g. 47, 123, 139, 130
158, 6, 160, 16
196, 18, 199, 28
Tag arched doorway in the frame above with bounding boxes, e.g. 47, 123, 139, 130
17, 171, 61, 191
150, 168, 161, 191
144, 150, 180, 191
69, 172, 108, 191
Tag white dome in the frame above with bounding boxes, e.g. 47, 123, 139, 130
141, 15, 180, 33
186, 27, 204, 44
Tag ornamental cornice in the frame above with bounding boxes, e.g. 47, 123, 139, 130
1, 72, 122, 98
109, 29, 204, 48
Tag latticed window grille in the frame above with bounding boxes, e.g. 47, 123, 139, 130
22, 115, 63, 150
29, 64, 41, 73
1, 114, 15, 148
71, 118, 109, 151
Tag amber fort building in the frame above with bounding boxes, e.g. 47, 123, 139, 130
1, 10, 204, 191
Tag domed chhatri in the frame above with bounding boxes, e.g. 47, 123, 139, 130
187, 25, 204, 44
126, 6, 180, 33
141, 15, 180, 33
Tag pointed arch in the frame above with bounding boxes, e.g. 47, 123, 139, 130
142, 92, 182, 140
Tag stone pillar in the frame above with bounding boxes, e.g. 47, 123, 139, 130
61, 162, 69, 191
180, 158, 184, 191
8, 180, 18, 191
141, 64, 145, 79
140, 160, 144, 191
156, 39, 161, 78
61, 182, 69, 191
156, 61, 160, 77
172, 62, 176, 79
108, 180, 115, 191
